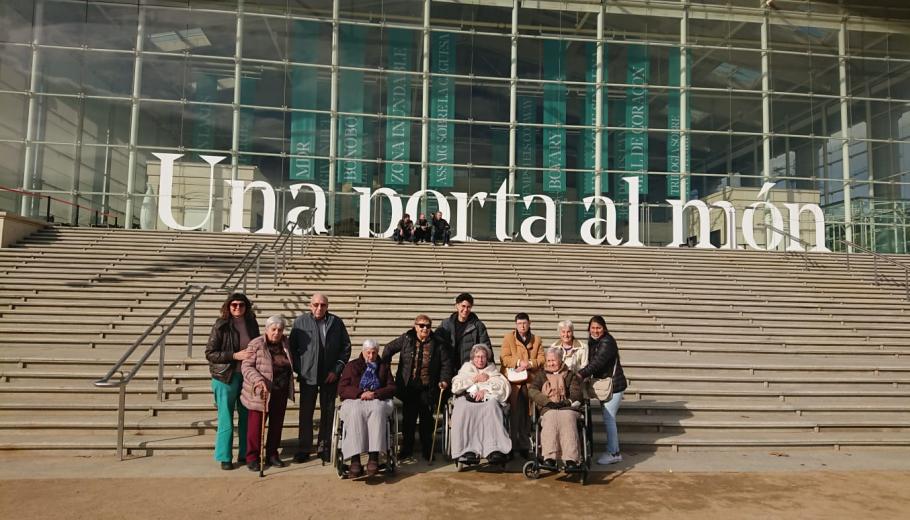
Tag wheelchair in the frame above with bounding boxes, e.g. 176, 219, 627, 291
522, 399, 593, 485
329, 398, 399, 479
442, 394, 511, 471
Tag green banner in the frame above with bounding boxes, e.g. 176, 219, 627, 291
289, 20, 319, 180
542, 39, 566, 194
429, 31, 455, 188
191, 72, 217, 151
338, 24, 365, 185
623, 44, 649, 195
517, 95, 537, 220
667, 48, 690, 197
384, 29, 412, 187
490, 129, 508, 229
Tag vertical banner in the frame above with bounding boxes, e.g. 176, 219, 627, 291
289, 20, 319, 180
624, 43, 649, 196
384, 28, 412, 187
490, 129, 508, 229
667, 47, 690, 197
516, 95, 537, 220
579, 42, 609, 220
542, 39, 566, 194
238, 76, 257, 165
338, 24, 365, 185
191, 72, 217, 151
429, 31, 455, 188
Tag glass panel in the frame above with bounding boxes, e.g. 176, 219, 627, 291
432, 2, 513, 35
0, 92, 28, 140
0, 0, 34, 44
43, 0, 86, 48
86, 2, 138, 50
690, 48, 761, 90
137, 101, 233, 151
0, 43, 31, 91
141, 54, 235, 101
145, 6, 236, 57
772, 94, 833, 136
771, 51, 838, 96
39, 95, 80, 145
0, 142, 25, 210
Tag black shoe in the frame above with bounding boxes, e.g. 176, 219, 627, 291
220, 462, 234, 471
293, 452, 310, 463
269, 455, 287, 468
247, 459, 259, 471
488, 451, 506, 464
543, 458, 558, 468
564, 460, 579, 470
399, 449, 414, 460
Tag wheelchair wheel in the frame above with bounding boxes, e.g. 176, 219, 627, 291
331, 403, 345, 478
522, 460, 540, 480
580, 467, 589, 486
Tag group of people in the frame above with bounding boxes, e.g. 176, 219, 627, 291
392, 211, 452, 246
205, 291, 626, 476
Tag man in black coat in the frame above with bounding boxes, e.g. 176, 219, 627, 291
438, 292, 491, 368
431, 211, 451, 246
289, 292, 351, 463
381, 314, 452, 460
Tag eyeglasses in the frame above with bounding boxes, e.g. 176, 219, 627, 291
415, 323, 431, 329
311, 303, 328, 308
229, 302, 246, 308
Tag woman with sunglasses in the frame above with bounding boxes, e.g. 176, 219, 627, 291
205, 292, 260, 470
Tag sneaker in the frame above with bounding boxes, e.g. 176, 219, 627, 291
220, 462, 234, 471
597, 452, 622, 465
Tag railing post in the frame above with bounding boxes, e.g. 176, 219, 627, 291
187, 298, 196, 358
874, 254, 879, 285
157, 328, 166, 402
273, 249, 278, 286
255, 253, 260, 291
116, 373, 126, 460
45, 195, 51, 222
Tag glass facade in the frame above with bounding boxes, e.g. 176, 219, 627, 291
1, 0, 909, 251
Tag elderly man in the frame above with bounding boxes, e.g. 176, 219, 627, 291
290, 292, 351, 463
439, 292, 491, 368
381, 314, 452, 461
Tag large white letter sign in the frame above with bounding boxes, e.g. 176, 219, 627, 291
519, 194, 556, 244
580, 196, 621, 246
155, 153, 221, 231
287, 183, 328, 235
493, 180, 510, 242
226, 178, 277, 234
354, 187, 402, 238
742, 182, 784, 251
711, 201, 737, 249
667, 198, 713, 248
783, 202, 830, 252
622, 176, 644, 247
404, 189, 451, 224
451, 191, 488, 242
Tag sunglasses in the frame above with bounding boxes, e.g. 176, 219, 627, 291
229, 302, 246, 308
415, 323, 431, 329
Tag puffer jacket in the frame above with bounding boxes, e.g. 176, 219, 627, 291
205, 316, 260, 383
579, 333, 627, 393
240, 335, 296, 412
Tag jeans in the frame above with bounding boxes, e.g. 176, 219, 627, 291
600, 390, 624, 454
212, 372, 247, 463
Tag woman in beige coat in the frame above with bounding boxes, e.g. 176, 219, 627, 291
550, 319, 588, 373
499, 312, 544, 459
241, 315, 295, 471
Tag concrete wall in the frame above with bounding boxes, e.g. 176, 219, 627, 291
0, 212, 47, 248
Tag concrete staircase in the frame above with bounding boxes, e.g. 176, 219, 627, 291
1, 226, 910, 454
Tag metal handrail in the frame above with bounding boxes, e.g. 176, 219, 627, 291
837, 239, 910, 301
762, 224, 814, 271
93, 212, 316, 458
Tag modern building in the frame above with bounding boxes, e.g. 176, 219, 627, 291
1, 0, 908, 251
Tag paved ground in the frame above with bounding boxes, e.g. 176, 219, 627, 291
2, 450, 910, 519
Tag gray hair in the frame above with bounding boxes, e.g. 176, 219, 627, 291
470, 344, 493, 365
557, 320, 574, 333
310, 292, 329, 304
265, 315, 286, 330
545, 347, 564, 362
362, 339, 379, 352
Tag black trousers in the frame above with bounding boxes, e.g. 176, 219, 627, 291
432, 228, 451, 245
298, 382, 337, 454
400, 383, 436, 457
413, 228, 431, 243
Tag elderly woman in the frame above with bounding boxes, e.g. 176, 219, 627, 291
449, 344, 511, 464
240, 315, 294, 471
204, 292, 259, 470
578, 315, 627, 466
528, 348, 586, 469
551, 320, 588, 373
337, 339, 396, 477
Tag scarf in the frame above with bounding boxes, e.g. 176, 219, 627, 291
359, 361, 381, 391
542, 366, 567, 403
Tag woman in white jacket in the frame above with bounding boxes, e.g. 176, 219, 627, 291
449, 344, 512, 465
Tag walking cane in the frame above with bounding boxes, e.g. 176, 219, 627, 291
428, 388, 445, 464
259, 391, 268, 478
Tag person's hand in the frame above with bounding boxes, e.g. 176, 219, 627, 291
473, 389, 486, 402
517, 360, 529, 371
473, 372, 489, 383
438, 381, 448, 390
544, 401, 561, 409
360, 391, 375, 401
254, 381, 268, 398
233, 350, 251, 361
324, 372, 337, 385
